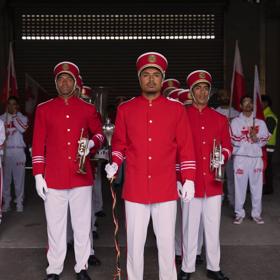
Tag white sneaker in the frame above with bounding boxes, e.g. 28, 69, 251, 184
2, 204, 11, 212
233, 216, 243, 224
16, 204, 24, 212
252, 216, 264, 224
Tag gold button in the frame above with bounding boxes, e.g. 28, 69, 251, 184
203, 141, 206, 144
67, 129, 70, 132
66, 115, 70, 118
203, 172, 206, 176
149, 120, 153, 123
201, 126, 205, 130
148, 138, 152, 142
203, 157, 206, 160
68, 156, 71, 160
148, 175, 151, 179
149, 103, 152, 107
67, 142, 71, 146
148, 156, 152, 160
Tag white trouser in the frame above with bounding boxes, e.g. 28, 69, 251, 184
175, 200, 182, 256
175, 200, 204, 256
196, 217, 204, 255
3, 148, 26, 205
45, 186, 92, 275
234, 156, 263, 218
225, 158, 235, 207
181, 195, 222, 273
125, 200, 177, 280
92, 161, 103, 213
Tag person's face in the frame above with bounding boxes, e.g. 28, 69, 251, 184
7, 99, 19, 114
192, 82, 210, 107
218, 89, 230, 106
56, 73, 75, 97
240, 97, 253, 113
139, 67, 163, 95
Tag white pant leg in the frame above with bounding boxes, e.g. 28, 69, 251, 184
151, 200, 177, 280
69, 186, 92, 273
248, 157, 263, 218
225, 158, 235, 206
181, 198, 202, 273
202, 195, 222, 271
67, 206, 74, 243
175, 200, 182, 256
234, 156, 249, 218
11, 149, 26, 205
197, 216, 204, 255
93, 161, 103, 213
45, 188, 69, 275
125, 200, 151, 280
3, 155, 13, 205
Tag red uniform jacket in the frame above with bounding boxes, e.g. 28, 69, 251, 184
186, 105, 232, 197
32, 96, 104, 189
112, 95, 196, 204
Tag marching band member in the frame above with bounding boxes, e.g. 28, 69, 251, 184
0, 118, 5, 222
231, 95, 269, 225
161, 78, 181, 97
32, 61, 104, 280
105, 52, 196, 280
178, 70, 232, 280
1, 96, 28, 212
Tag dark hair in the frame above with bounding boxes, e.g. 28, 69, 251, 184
240, 95, 253, 105
261, 95, 272, 107
8, 96, 19, 104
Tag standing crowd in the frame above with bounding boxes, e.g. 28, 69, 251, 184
0, 51, 277, 280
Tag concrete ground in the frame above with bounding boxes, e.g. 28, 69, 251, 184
1, 169, 280, 280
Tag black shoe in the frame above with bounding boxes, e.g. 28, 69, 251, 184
92, 230, 99, 239
178, 270, 191, 280
207, 270, 229, 280
95, 210, 106, 217
45, 274, 59, 280
88, 254, 102, 266
195, 254, 204, 265
76, 270, 91, 280
175, 255, 182, 266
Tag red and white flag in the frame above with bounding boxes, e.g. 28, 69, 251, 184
253, 65, 265, 121
230, 40, 246, 113
0, 42, 18, 102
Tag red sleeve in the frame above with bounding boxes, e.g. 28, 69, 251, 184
111, 105, 126, 167
221, 118, 233, 162
32, 106, 46, 175
89, 106, 104, 151
177, 106, 196, 182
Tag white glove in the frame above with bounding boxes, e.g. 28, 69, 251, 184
179, 180, 195, 203
35, 174, 48, 201
78, 139, 95, 157
105, 162, 118, 179
212, 154, 225, 168
177, 181, 183, 197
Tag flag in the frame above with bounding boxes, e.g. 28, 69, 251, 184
253, 65, 265, 121
230, 40, 246, 113
24, 73, 47, 145
25, 73, 47, 117
1, 42, 18, 102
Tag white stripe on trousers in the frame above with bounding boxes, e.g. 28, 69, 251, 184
45, 186, 92, 275
125, 200, 177, 280
175, 200, 204, 256
181, 195, 222, 272
234, 156, 263, 218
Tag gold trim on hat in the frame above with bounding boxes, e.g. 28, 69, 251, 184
148, 55, 157, 63
62, 63, 70, 71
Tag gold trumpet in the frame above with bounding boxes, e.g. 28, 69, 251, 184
210, 138, 224, 182
77, 128, 89, 174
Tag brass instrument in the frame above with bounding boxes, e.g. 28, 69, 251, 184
210, 138, 224, 182
77, 128, 89, 174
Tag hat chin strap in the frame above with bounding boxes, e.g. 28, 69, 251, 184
190, 86, 211, 104
55, 80, 77, 97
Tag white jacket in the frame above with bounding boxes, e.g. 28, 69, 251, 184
231, 113, 270, 157
0, 112, 28, 149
